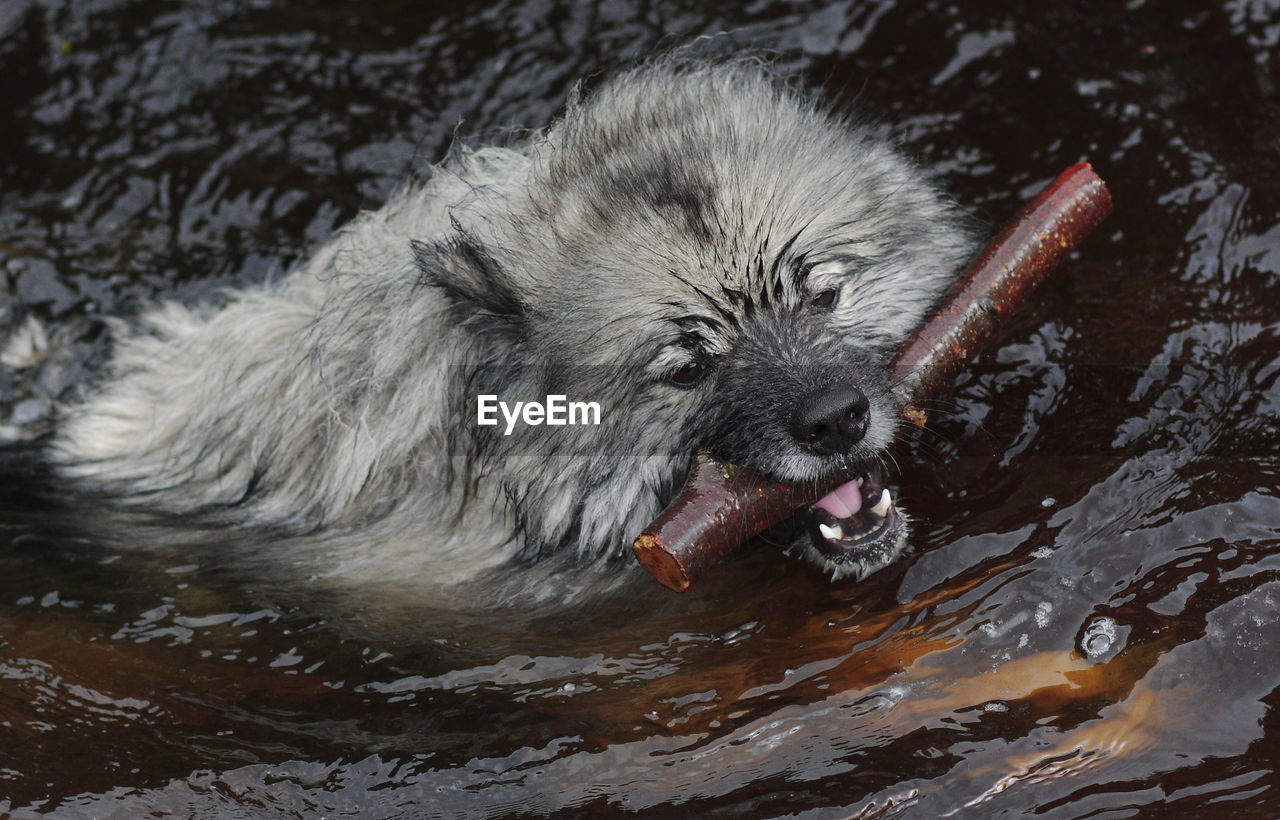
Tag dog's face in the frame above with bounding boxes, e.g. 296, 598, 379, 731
415, 59, 973, 575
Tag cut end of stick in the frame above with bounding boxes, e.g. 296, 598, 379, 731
633, 534, 692, 592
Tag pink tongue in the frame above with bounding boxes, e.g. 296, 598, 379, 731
814, 479, 863, 519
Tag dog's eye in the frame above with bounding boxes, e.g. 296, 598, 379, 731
669, 361, 706, 388
811, 289, 838, 309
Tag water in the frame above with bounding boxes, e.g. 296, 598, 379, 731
3, 0, 1280, 816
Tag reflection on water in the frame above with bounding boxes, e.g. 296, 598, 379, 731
3, 0, 1280, 816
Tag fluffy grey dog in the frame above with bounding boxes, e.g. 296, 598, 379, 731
48, 57, 972, 596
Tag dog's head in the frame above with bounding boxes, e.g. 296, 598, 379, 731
414, 57, 974, 575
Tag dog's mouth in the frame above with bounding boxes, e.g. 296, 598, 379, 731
635, 450, 908, 590
797, 467, 904, 576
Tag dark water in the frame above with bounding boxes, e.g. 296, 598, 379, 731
3, 0, 1280, 816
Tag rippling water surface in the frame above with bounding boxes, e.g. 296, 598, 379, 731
3, 1, 1280, 816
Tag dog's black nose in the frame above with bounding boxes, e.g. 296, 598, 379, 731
790, 385, 870, 455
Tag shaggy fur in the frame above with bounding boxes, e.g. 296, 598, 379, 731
48, 57, 973, 593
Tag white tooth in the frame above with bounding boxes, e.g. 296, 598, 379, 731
870, 488, 892, 517
818, 523, 844, 541
855, 476, 865, 487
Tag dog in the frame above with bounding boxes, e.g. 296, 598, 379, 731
43, 56, 974, 598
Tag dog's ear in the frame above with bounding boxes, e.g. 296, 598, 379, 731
411, 233, 526, 341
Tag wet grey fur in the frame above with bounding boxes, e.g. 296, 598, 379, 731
48, 57, 973, 595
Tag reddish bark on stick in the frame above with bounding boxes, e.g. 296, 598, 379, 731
631, 451, 833, 591
632, 162, 1113, 592
892, 162, 1113, 420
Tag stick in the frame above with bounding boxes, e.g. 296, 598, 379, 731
632, 163, 1113, 591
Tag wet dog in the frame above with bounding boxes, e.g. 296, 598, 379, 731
47, 57, 973, 593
